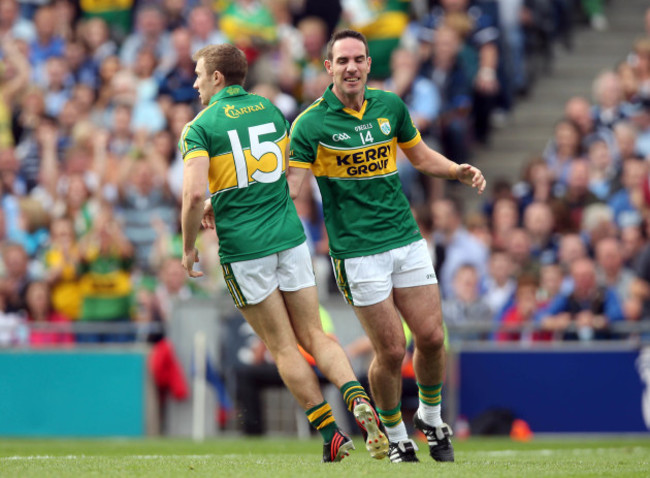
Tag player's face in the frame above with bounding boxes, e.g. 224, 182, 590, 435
325, 37, 371, 101
193, 57, 217, 106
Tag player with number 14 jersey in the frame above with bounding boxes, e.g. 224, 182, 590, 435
289, 85, 421, 259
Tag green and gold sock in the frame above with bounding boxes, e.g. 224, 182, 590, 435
417, 382, 443, 426
340, 380, 370, 412
376, 402, 402, 428
306, 401, 338, 442
417, 382, 442, 407
377, 403, 408, 442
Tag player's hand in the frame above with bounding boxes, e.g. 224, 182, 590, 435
182, 247, 203, 278
457, 163, 486, 194
201, 199, 215, 229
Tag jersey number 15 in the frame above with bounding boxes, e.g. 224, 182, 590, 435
227, 123, 283, 189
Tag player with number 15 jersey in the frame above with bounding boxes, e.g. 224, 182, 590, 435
179, 84, 305, 264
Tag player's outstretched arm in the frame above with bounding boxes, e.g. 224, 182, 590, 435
402, 140, 486, 194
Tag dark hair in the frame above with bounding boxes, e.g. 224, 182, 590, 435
326, 29, 369, 61
192, 44, 247, 86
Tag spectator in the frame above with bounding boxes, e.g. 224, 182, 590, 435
78, 0, 133, 42
119, 5, 172, 69
419, 0, 500, 144
564, 95, 616, 154
557, 232, 588, 294
116, 154, 177, 273
78, 17, 118, 76
431, 198, 489, 298
377, 47, 441, 205
538, 262, 564, 307
0, 290, 27, 346
540, 257, 624, 340
631, 98, 650, 158
512, 156, 554, 211
542, 118, 583, 188
586, 138, 616, 200
523, 201, 559, 265
218, 0, 277, 76
41, 56, 74, 117
490, 196, 519, 251
505, 227, 537, 277
617, 61, 641, 106
131, 48, 159, 103
293, 16, 329, 96
64, 39, 98, 90
158, 28, 200, 105
595, 236, 636, 320
77, 206, 135, 343
551, 159, 602, 233
188, 5, 228, 54
608, 157, 646, 228
495, 274, 551, 342
0, 0, 36, 43
483, 248, 516, 320
630, 234, 650, 322
0, 241, 32, 313
251, 82, 299, 123
28, 5, 65, 81
580, 203, 618, 254
51, 174, 98, 238
620, 222, 644, 268
591, 69, 629, 131
0, 38, 31, 148
612, 120, 641, 163
160, 0, 187, 32
421, 23, 473, 163
341, 0, 410, 80
442, 264, 492, 342
630, 37, 650, 100
43, 216, 80, 320
164, 102, 194, 201
25, 280, 74, 347
382, 48, 441, 142
106, 69, 165, 135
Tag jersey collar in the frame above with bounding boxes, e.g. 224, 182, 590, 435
209, 84, 247, 105
322, 84, 369, 120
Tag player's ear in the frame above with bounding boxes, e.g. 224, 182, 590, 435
213, 70, 223, 85
367, 56, 372, 73
324, 59, 332, 75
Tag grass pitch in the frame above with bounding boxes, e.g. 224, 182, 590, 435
1, 435, 650, 477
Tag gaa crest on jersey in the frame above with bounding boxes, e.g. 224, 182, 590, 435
378, 118, 391, 135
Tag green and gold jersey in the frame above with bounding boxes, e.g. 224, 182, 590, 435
179, 85, 305, 264
289, 85, 422, 259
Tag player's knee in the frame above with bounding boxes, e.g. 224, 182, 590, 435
376, 343, 406, 369
415, 328, 445, 353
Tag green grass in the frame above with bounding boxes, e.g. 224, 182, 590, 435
1, 436, 650, 477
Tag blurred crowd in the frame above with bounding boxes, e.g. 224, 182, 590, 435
0, 0, 644, 348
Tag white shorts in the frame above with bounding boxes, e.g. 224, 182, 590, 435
331, 239, 437, 307
222, 241, 316, 307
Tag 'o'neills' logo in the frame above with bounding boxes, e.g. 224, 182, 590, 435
224, 102, 266, 119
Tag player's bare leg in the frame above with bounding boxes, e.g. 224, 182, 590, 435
241, 288, 354, 462
394, 284, 454, 462
283, 286, 388, 459
240, 288, 324, 409
352, 297, 419, 462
